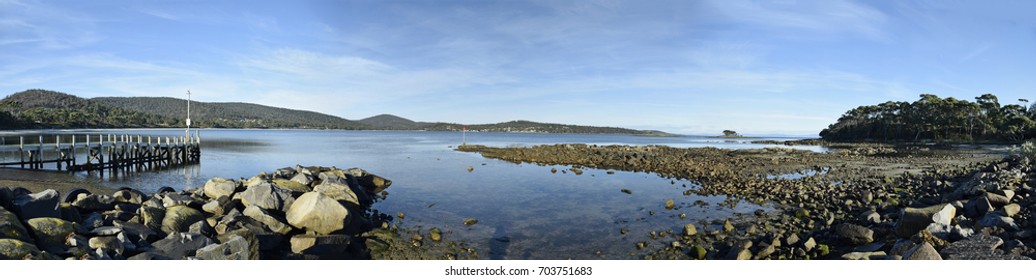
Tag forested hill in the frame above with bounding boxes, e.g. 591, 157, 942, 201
1, 89, 670, 135
94, 97, 368, 129
820, 94, 1035, 143
0, 89, 178, 129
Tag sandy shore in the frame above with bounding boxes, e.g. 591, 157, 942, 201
0, 168, 116, 196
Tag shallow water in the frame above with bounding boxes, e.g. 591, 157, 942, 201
0, 129, 820, 259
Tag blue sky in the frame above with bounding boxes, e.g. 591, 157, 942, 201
2, 0, 1035, 136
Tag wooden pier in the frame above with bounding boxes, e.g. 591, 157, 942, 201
0, 133, 200, 172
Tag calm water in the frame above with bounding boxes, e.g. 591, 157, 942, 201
0, 129, 822, 259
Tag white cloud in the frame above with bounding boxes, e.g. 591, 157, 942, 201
705, 0, 889, 41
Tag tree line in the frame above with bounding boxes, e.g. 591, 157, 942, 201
820, 93, 1035, 143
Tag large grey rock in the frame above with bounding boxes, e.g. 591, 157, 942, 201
114, 221, 159, 243
290, 234, 355, 259
203, 177, 238, 199
0, 208, 31, 242
25, 217, 75, 253
835, 224, 874, 245
72, 194, 116, 212
859, 210, 881, 224
977, 213, 1017, 230
286, 192, 350, 235
161, 205, 205, 234
150, 232, 215, 259
272, 179, 311, 195
241, 183, 295, 212
986, 192, 1011, 207
942, 234, 1031, 260
0, 238, 43, 260
313, 182, 360, 206
13, 189, 60, 220
895, 203, 955, 238
903, 242, 942, 260
243, 205, 292, 234
195, 235, 256, 260
290, 173, 312, 186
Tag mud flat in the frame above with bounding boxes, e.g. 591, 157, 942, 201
458, 144, 1032, 260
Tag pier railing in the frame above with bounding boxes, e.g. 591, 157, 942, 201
0, 133, 200, 172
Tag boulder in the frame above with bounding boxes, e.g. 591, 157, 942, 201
72, 194, 116, 212
290, 173, 312, 186
690, 245, 707, 260
114, 221, 159, 243
977, 213, 1017, 230
835, 224, 874, 245
286, 192, 350, 235
241, 183, 295, 212
290, 234, 355, 259
894, 203, 955, 238
986, 192, 1011, 207
195, 235, 257, 260
203, 177, 238, 199
243, 205, 292, 234
87, 236, 124, 256
150, 232, 215, 259
162, 193, 199, 208
356, 171, 392, 193
0, 238, 43, 260
90, 226, 122, 236
313, 182, 361, 206
0, 208, 31, 242
273, 179, 311, 195
161, 205, 205, 234
13, 189, 60, 220
112, 189, 145, 205
903, 242, 942, 260
244, 175, 268, 188
25, 217, 75, 253
189, 220, 216, 237
965, 196, 993, 218
140, 206, 165, 232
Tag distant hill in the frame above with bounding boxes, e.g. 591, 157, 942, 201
0, 89, 178, 129
1, 89, 671, 136
94, 97, 367, 129
357, 114, 424, 129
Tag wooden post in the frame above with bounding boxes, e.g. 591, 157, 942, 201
19, 136, 24, 168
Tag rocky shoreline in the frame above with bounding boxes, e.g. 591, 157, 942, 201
458, 144, 1034, 260
0, 166, 476, 260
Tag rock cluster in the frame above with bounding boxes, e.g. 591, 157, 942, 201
0, 166, 396, 260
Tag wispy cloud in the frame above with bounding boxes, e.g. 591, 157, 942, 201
704, 0, 889, 41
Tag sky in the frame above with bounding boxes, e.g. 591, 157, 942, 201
2, 0, 1035, 136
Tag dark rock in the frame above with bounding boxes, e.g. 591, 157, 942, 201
965, 196, 993, 218
13, 189, 60, 220
126, 252, 172, 260
139, 206, 165, 232
690, 245, 707, 260
835, 223, 874, 245
90, 226, 122, 236
852, 242, 885, 252
195, 235, 256, 260
0, 208, 32, 242
112, 188, 145, 205
161, 193, 199, 208
26, 217, 75, 253
113, 221, 159, 243
87, 236, 124, 256
977, 213, 1017, 230
150, 232, 216, 259
72, 194, 116, 212
0, 238, 43, 260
